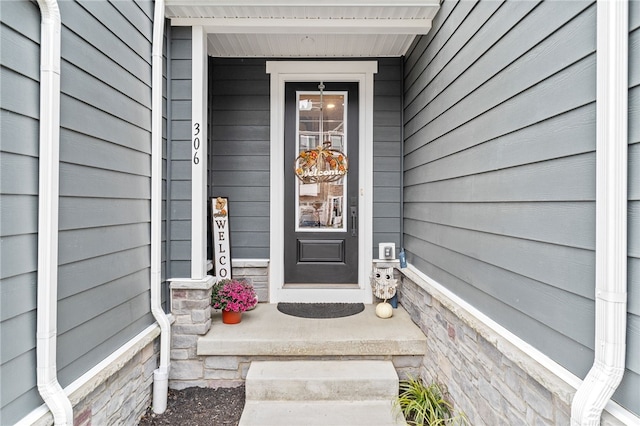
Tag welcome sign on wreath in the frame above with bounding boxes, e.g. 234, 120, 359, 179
211, 197, 230, 282
294, 144, 348, 184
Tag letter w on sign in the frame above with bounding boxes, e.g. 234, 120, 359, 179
211, 197, 231, 282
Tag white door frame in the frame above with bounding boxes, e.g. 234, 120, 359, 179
266, 61, 377, 304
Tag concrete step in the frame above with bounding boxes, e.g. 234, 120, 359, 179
197, 304, 427, 357
239, 400, 406, 426
240, 360, 405, 426
245, 360, 399, 401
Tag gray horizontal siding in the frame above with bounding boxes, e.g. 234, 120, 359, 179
59, 1, 150, 83
407, 234, 594, 372
1, 348, 38, 426
615, 0, 640, 412
58, 300, 152, 386
55, 0, 155, 393
62, 28, 150, 109
0, 194, 38, 237
402, 0, 614, 410
0, 1, 41, 422
1, 23, 39, 80
405, 219, 594, 346
59, 198, 150, 230
0, 234, 37, 281
58, 223, 150, 266
168, 26, 192, 278
405, 153, 596, 202
405, 53, 596, 163
60, 129, 151, 175
373, 58, 403, 257
59, 163, 150, 199
57, 246, 150, 299
162, 27, 169, 309
404, 201, 594, 251
0, 67, 39, 118
403, 102, 596, 177
60, 61, 150, 130
0, 110, 39, 156
2, 1, 157, 423
60, 94, 150, 153
0, 273, 36, 324
206, 58, 403, 261
209, 58, 271, 260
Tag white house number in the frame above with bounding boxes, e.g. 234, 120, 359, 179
193, 122, 201, 165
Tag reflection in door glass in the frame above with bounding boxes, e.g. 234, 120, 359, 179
296, 91, 347, 232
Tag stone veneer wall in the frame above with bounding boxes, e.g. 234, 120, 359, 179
170, 277, 216, 389
71, 341, 158, 426
27, 332, 160, 426
397, 272, 626, 426
170, 353, 422, 390
232, 260, 269, 302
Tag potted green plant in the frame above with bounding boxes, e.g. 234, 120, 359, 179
395, 377, 468, 426
211, 279, 257, 324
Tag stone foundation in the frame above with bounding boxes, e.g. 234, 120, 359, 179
169, 276, 216, 385
170, 354, 422, 390
398, 271, 626, 426
72, 340, 158, 426
168, 274, 423, 390
232, 259, 269, 302
25, 328, 161, 426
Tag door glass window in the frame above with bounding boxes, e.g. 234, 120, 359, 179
295, 91, 347, 232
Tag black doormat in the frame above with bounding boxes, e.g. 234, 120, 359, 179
277, 302, 365, 319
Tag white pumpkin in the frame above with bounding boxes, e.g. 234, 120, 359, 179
375, 302, 393, 319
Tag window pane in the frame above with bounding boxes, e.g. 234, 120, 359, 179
295, 91, 347, 232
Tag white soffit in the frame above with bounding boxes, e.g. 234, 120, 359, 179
165, 1, 440, 57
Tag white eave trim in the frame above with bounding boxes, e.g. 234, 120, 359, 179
166, 0, 439, 8
169, 17, 433, 35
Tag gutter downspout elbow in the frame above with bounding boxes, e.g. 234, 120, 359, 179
571, 1, 628, 424
150, 0, 171, 414
36, 0, 73, 424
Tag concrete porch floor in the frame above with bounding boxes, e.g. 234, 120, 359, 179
197, 303, 427, 357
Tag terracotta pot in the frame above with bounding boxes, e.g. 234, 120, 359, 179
222, 310, 242, 324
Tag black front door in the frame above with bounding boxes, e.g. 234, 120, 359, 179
284, 82, 359, 285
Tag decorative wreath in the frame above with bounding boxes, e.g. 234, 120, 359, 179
294, 145, 348, 184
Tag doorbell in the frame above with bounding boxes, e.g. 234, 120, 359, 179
378, 243, 396, 260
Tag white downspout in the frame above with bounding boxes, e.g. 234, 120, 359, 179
35, 0, 73, 424
571, 0, 628, 424
150, 0, 171, 414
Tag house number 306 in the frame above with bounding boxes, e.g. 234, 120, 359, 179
193, 122, 201, 165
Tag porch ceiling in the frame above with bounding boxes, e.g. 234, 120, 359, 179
165, 0, 440, 57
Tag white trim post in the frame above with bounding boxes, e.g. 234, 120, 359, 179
267, 68, 285, 293
360, 66, 375, 304
191, 26, 208, 280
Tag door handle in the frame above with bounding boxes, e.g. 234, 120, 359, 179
350, 206, 357, 237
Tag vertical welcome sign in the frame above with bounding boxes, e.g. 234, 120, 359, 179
211, 197, 230, 282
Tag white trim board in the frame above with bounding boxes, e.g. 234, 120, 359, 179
170, 17, 433, 35
191, 26, 208, 280
266, 61, 377, 303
